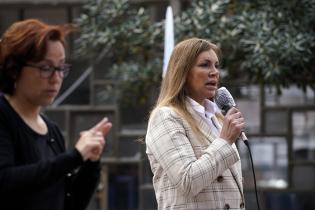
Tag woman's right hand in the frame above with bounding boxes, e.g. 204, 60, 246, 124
75, 118, 112, 161
219, 107, 245, 145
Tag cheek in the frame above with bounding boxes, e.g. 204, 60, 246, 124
187, 68, 207, 87
26, 79, 49, 96
58, 80, 63, 87
196, 72, 208, 84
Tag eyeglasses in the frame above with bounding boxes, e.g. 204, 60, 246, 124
25, 63, 71, 79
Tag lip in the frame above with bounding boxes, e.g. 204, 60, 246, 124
45, 89, 59, 95
205, 80, 217, 89
46, 89, 58, 93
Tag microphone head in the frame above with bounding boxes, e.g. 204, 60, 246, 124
215, 87, 236, 113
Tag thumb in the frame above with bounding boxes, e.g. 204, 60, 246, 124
90, 117, 112, 136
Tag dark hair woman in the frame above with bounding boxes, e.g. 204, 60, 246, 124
0, 19, 112, 210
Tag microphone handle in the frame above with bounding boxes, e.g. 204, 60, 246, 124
240, 131, 248, 141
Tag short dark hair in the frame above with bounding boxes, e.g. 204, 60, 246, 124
0, 19, 74, 95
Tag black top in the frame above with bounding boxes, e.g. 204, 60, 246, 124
0, 95, 101, 210
35, 131, 66, 209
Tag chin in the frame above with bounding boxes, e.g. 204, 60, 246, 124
40, 98, 55, 107
207, 91, 216, 100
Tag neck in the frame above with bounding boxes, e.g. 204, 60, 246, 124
5, 94, 41, 120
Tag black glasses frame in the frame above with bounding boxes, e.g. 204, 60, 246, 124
25, 63, 71, 79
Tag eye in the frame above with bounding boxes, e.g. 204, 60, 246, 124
60, 63, 71, 71
39, 65, 53, 72
60, 63, 68, 69
198, 63, 209, 68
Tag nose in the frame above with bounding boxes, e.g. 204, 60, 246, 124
209, 68, 219, 78
49, 70, 63, 83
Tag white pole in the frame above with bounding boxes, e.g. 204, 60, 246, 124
162, 6, 174, 78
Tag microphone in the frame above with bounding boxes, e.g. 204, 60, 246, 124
215, 87, 248, 143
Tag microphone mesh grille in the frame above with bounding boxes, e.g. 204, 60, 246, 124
215, 87, 236, 112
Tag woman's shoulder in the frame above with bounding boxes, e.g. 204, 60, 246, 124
151, 106, 180, 119
0, 95, 18, 124
149, 106, 190, 129
156, 105, 174, 113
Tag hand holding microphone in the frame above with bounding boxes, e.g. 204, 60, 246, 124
215, 87, 248, 145
219, 107, 245, 145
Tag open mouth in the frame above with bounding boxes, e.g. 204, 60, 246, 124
205, 81, 217, 87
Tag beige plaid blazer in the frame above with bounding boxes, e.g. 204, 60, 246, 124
146, 105, 245, 210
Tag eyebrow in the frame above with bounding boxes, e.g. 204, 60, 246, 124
199, 58, 219, 64
41, 58, 66, 64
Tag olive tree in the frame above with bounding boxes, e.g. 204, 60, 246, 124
75, 0, 163, 111
175, 0, 315, 93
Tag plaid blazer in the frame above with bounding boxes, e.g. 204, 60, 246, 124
146, 105, 245, 210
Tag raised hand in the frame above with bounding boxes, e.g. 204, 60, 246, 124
75, 118, 112, 161
219, 107, 245, 145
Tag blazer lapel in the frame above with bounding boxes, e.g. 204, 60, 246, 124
186, 104, 217, 143
229, 163, 245, 199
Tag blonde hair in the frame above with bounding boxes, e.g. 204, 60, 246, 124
150, 38, 220, 140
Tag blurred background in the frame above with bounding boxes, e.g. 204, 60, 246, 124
1, 0, 315, 209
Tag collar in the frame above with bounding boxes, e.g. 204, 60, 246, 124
186, 97, 221, 118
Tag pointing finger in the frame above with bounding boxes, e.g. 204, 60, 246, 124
90, 117, 112, 136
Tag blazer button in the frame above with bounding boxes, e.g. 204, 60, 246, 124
67, 173, 72, 177
216, 175, 224, 182
240, 202, 245, 208
224, 204, 230, 210
50, 138, 55, 143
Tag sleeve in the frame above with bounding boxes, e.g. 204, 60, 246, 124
0, 116, 84, 196
69, 160, 101, 210
146, 107, 240, 197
